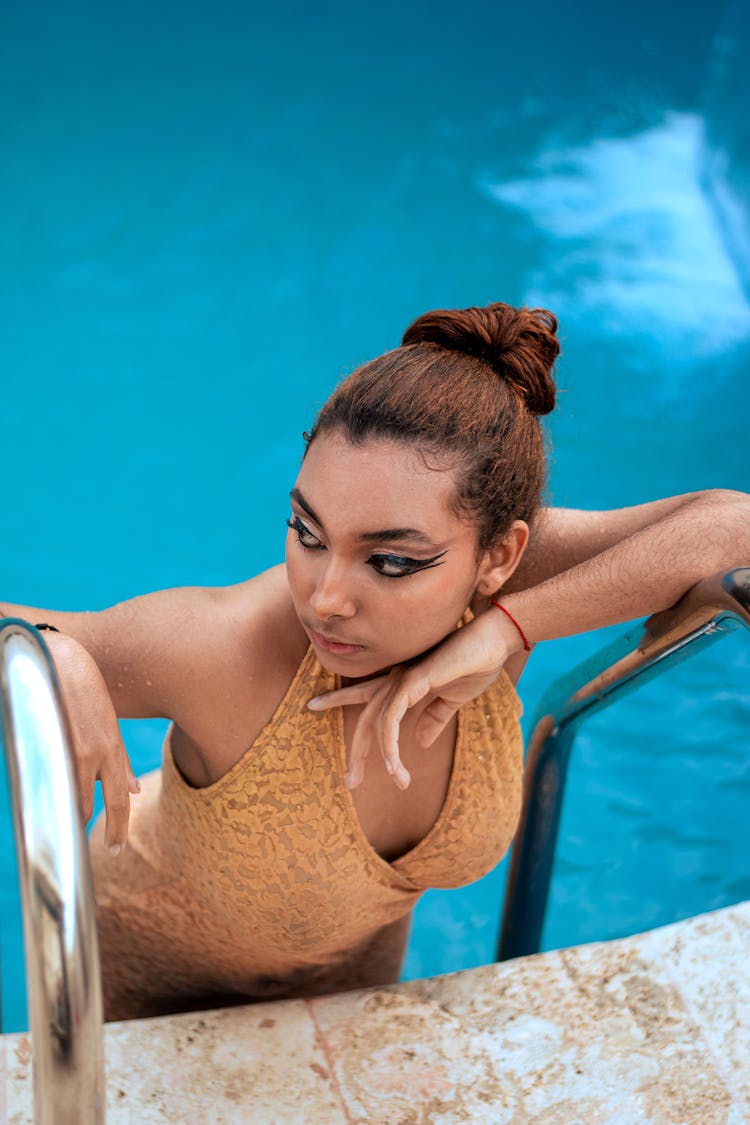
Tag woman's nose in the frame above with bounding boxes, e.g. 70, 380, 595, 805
309, 560, 357, 620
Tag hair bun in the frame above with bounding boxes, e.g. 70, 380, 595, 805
401, 302, 559, 416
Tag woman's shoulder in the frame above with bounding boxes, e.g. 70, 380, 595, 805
82, 565, 308, 726
215, 563, 309, 671
150, 565, 311, 781
168, 564, 309, 717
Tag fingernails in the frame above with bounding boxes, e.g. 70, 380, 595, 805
108, 843, 122, 858
307, 697, 322, 710
346, 770, 362, 789
385, 760, 394, 774
397, 768, 411, 790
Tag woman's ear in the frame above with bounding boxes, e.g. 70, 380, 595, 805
474, 521, 530, 597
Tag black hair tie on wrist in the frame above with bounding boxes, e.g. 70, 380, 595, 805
34, 623, 60, 633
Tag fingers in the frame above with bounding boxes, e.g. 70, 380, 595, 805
316, 662, 452, 792
308, 676, 388, 711
346, 687, 386, 789
71, 725, 134, 854
309, 670, 410, 791
323, 617, 509, 794
380, 689, 412, 790
378, 671, 433, 790
100, 755, 132, 855
75, 758, 96, 823
345, 669, 435, 792
415, 697, 461, 748
51, 641, 137, 853
345, 674, 411, 791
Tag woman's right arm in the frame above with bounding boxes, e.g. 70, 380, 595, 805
0, 587, 234, 852
1, 569, 305, 849
0, 589, 217, 717
0, 598, 153, 854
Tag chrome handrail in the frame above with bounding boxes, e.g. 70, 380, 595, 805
497, 566, 750, 962
0, 620, 104, 1123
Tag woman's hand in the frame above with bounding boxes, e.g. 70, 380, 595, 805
308, 606, 521, 790
307, 490, 750, 793
45, 632, 140, 854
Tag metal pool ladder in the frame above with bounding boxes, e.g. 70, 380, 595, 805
0, 620, 105, 1124
498, 566, 750, 962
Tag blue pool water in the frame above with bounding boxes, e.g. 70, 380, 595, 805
1, 0, 749, 1031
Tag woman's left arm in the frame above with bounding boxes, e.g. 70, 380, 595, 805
310, 488, 750, 789
504, 489, 747, 595
499, 488, 750, 642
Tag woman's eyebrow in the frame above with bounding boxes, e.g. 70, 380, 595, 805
290, 488, 439, 548
290, 488, 323, 528
357, 527, 439, 547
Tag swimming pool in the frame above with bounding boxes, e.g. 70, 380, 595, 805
1, 0, 748, 1031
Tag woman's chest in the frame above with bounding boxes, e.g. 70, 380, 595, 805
341, 702, 459, 862
171, 688, 461, 866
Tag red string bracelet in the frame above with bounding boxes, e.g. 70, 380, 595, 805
490, 600, 531, 652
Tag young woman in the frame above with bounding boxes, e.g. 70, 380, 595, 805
3, 302, 748, 1021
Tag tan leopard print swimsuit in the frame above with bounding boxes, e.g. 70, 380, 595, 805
90, 636, 524, 1021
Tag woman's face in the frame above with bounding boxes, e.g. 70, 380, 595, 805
285, 430, 490, 678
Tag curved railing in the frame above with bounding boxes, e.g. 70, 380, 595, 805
497, 566, 750, 962
0, 620, 104, 1124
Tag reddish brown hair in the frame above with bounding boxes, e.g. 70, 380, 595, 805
307, 302, 559, 549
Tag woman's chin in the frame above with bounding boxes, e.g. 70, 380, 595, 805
311, 642, 395, 680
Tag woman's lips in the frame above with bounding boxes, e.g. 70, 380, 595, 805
307, 627, 365, 655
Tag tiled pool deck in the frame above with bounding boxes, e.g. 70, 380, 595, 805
2, 901, 748, 1123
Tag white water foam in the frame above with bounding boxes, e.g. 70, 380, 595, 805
481, 113, 750, 360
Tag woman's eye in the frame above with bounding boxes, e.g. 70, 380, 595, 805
367, 554, 424, 579
367, 549, 449, 579
286, 516, 324, 550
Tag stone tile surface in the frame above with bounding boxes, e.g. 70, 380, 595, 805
639, 902, 750, 1113
2, 901, 750, 1123
308, 987, 519, 1123
315, 943, 734, 1124
4, 1002, 346, 1124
